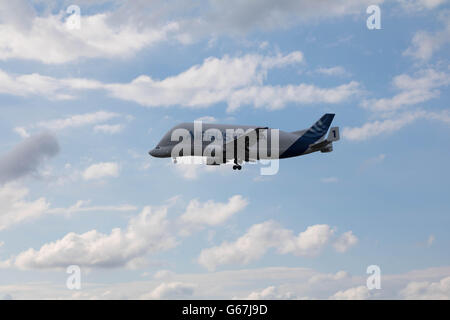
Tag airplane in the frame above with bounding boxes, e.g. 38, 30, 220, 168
149, 113, 340, 170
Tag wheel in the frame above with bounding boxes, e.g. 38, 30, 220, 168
237, 165, 242, 170
232, 165, 236, 170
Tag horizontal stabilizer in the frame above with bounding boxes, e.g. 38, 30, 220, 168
309, 126, 340, 152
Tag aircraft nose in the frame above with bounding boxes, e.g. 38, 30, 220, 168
149, 147, 163, 157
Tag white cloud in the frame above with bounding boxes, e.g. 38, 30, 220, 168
308, 270, 349, 284
226, 81, 360, 111
343, 109, 450, 141
244, 286, 297, 300
400, 276, 450, 299
0, 69, 102, 100
0, 184, 139, 231
36, 111, 120, 131
3, 265, 450, 299
333, 231, 358, 253
315, 66, 348, 77
0, 1, 385, 64
0, 5, 179, 64
180, 195, 248, 235
82, 162, 119, 180
398, 0, 448, 12
361, 69, 450, 113
358, 154, 387, 173
343, 111, 424, 141
14, 111, 131, 137
330, 286, 371, 300
172, 157, 231, 180
154, 270, 175, 280
47, 200, 137, 216
0, 52, 360, 111
105, 52, 307, 110
141, 282, 195, 300
198, 221, 355, 271
0, 184, 49, 231
9, 205, 177, 270
178, 0, 383, 39
13, 127, 30, 138
321, 177, 339, 183
93, 124, 125, 134
195, 116, 217, 123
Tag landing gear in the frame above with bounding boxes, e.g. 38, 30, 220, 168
232, 157, 242, 170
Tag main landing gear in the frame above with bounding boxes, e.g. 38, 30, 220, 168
232, 158, 242, 170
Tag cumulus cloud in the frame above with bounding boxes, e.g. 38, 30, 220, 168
178, 0, 382, 39
0, 1, 383, 64
141, 282, 195, 299
333, 231, 358, 253
4, 265, 450, 299
0, 2, 178, 64
244, 286, 297, 300
179, 195, 248, 235
315, 66, 349, 77
35, 111, 120, 131
330, 286, 371, 300
0, 132, 59, 184
343, 112, 422, 141
405, 12, 450, 61
2, 195, 253, 269
343, 109, 450, 141
172, 157, 231, 180
361, 69, 450, 113
93, 124, 124, 134
198, 221, 355, 271
8, 205, 177, 270
398, 0, 448, 11
0, 69, 102, 100
0, 184, 49, 231
400, 276, 450, 299
226, 81, 360, 111
0, 184, 138, 231
47, 200, 138, 216
82, 162, 119, 180
347, 68, 450, 141
0, 52, 360, 111
14, 111, 131, 137
105, 51, 308, 110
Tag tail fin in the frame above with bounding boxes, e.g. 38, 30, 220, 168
301, 113, 335, 145
327, 126, 340, 142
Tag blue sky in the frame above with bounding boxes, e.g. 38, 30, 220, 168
0, 0, 450, 299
